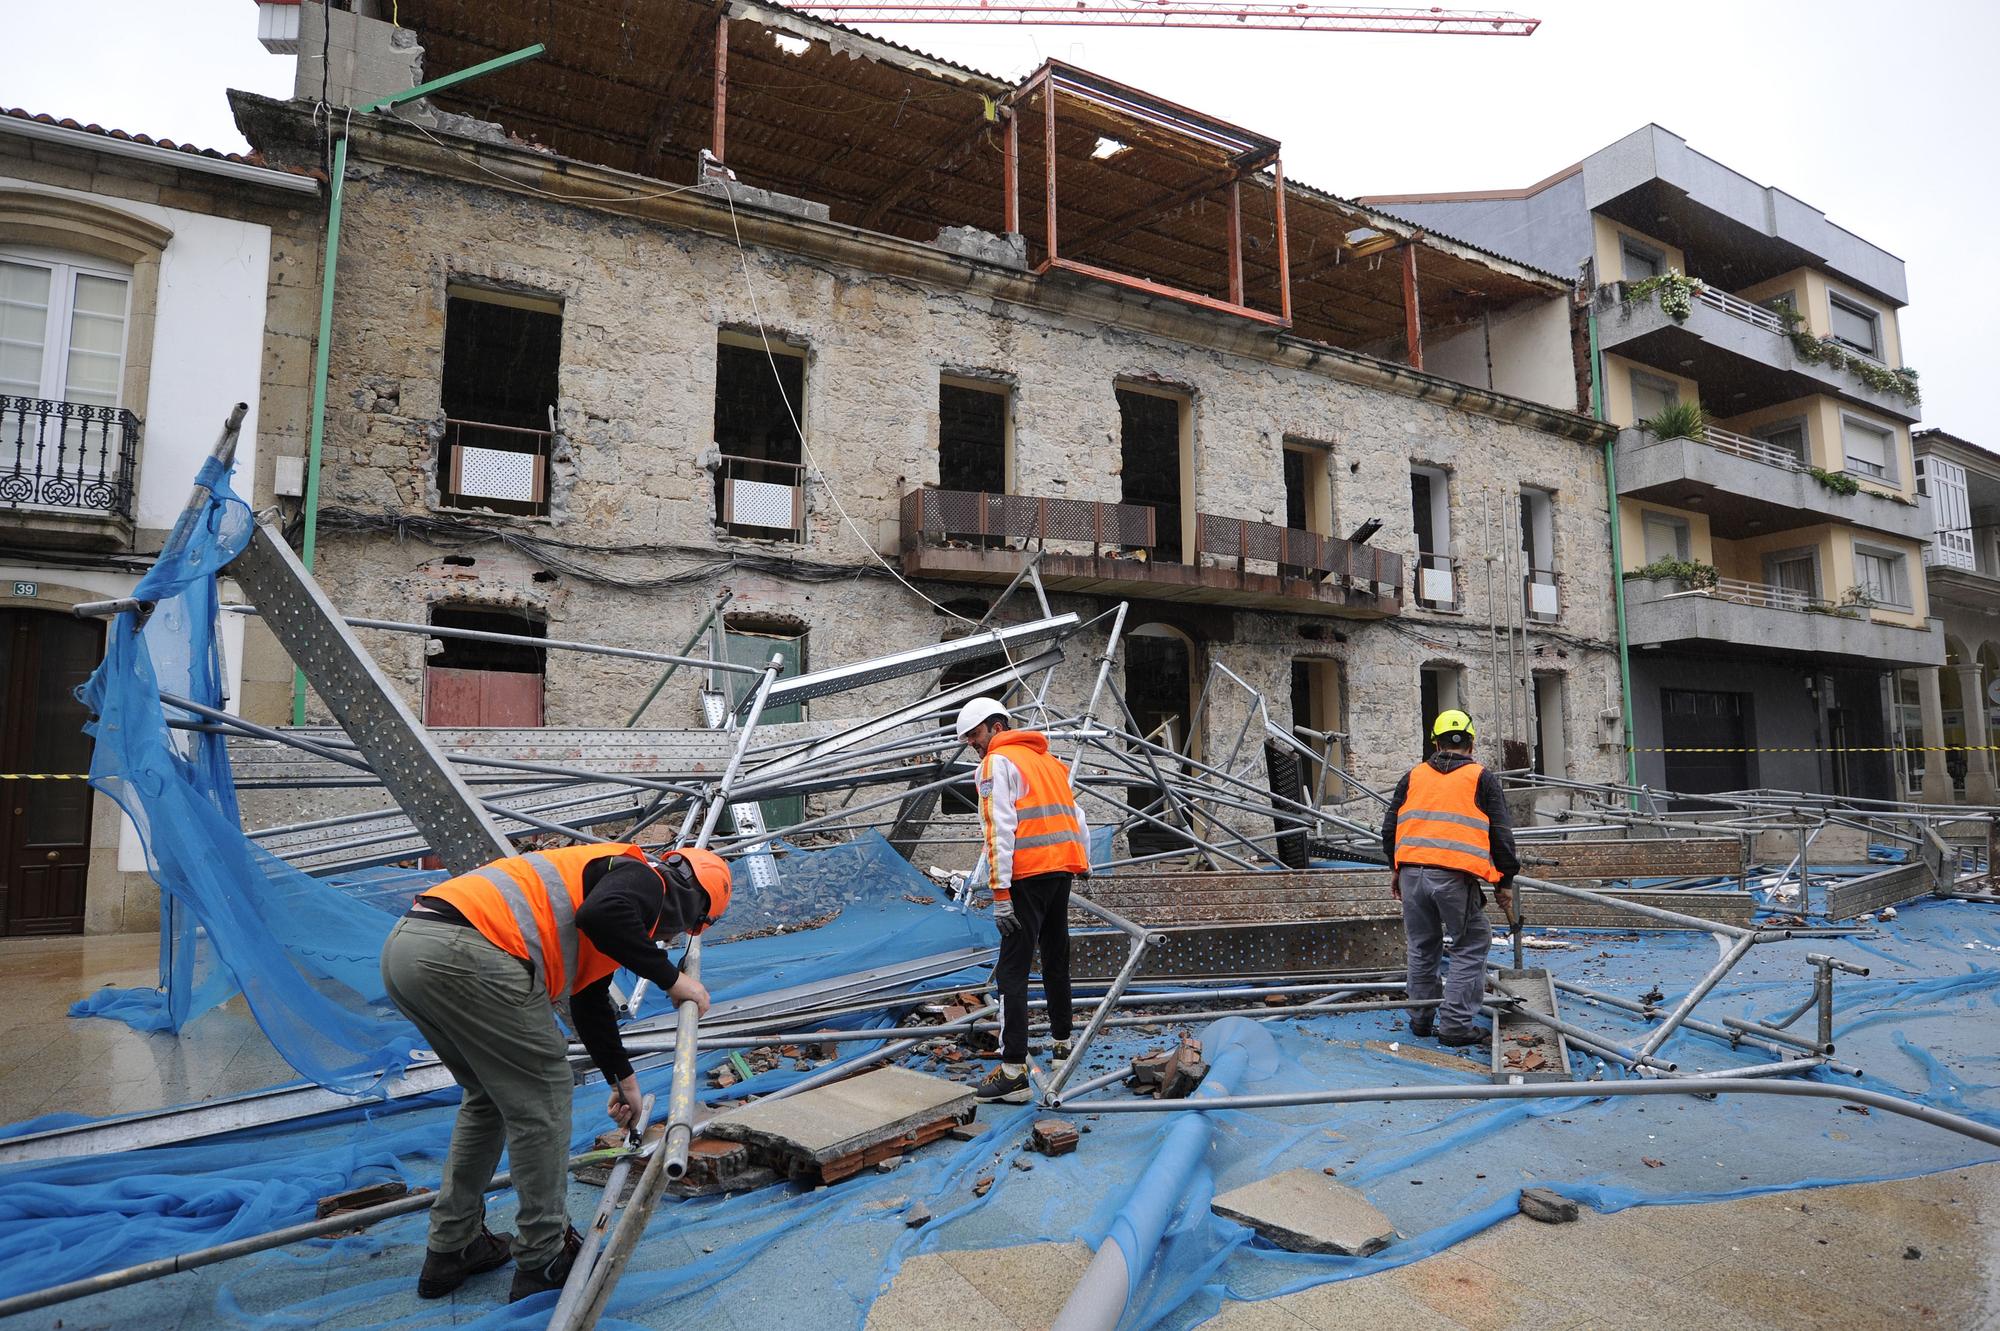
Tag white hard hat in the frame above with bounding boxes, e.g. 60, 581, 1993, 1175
954, 696, 1010, 739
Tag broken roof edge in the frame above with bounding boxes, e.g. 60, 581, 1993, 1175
0, 106, 319, 195
1303, 185, 1575, 291
236, 92, 1606, 444
1355, 160, 1584, 208
727, 0, 1010, 91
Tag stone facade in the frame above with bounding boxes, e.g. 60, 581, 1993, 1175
239, 99, 1621, 868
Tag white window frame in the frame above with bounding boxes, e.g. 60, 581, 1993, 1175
1828, 292, 1883, 362
1852, 543, 1912, 610
1629, 370, 1680, 424
0, 246, 132, 407
1640, 510, 1692, 564
1840, 412, 1897, 483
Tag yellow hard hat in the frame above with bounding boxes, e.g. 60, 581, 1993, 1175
1431, 709, 1476, 741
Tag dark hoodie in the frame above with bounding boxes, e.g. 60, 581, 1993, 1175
1378, 750, 1521, 882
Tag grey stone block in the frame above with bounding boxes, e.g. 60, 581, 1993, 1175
1210, 1168, 1399, 1256
703, 1066, 974, 1165
1519, 1186, 1579, 1223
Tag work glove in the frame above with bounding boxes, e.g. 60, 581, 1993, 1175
993, 897, 1020, 938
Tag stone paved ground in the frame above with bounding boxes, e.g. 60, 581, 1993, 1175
866, 1165, 2000, 1331
0, 932, 294, 1125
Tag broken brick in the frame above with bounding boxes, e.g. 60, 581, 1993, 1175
1030, 1119, 1080, 1157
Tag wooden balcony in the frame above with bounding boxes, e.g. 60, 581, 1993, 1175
898, 488, 1401, 618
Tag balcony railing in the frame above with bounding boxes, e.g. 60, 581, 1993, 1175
440, 418, 551, 517
717, 452, 807, 542
1674, 575, 1830, 614
1523, 567, 1560, 621
899, 488, 1401, 615
0, 396, 139, 520
1414, 552, 1457, 611
1699, 424, 1805, 472
1695, 284, 1789, 335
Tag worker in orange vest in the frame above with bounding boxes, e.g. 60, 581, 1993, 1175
955, 697, 1091, 1103
1380, 710, 1518, 1046
379, 843, 731, 1303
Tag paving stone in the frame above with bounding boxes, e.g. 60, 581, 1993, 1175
703, 1066, 973, 1166
1518, 1186, 1578, 1223
1211, 1168, 1399, 1256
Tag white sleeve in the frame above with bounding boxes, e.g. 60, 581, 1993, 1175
980, 753, 1023, 895
1072, 775, 1091, 871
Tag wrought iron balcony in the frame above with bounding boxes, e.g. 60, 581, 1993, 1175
899, 487, 1401, 618
0, 396, 139, 521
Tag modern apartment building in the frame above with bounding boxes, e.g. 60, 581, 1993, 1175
221, 0, 1624, 868
1368, 126, 1942, 803
1910, 429, 2000, 804
0, 110, 316, 933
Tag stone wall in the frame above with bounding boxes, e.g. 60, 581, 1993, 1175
294, 122, 1621, 867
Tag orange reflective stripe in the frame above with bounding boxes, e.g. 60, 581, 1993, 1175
1392, 762, 1500, 883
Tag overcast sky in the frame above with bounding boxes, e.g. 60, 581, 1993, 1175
8, 1, 1994, 440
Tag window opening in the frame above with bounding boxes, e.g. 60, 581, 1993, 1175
1290, 658, 1346, 793
1641, 511, 1691, 564
1117, 387, 1187, 563
1842, 415, 1893, 481
1418, 663, 1462, 753
1764, 549, 1819, 604
938, 381, 1009, 495
439, 290, 561, 516
1531, 672, 1565, 777
1853, 547, 1909, 608
715, 338, 806, 541
1620, 238, 1664, 282
724, 618, 808, 825
1411, 466, 1454, 609
1629, 370, 1679, 424
1519, 485, 1557, 620
1752, 418, 1808, 464
424, 604, 546, 727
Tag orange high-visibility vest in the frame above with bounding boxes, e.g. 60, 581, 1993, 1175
981, 730, 1089, 886
425, 843, 660, 1008
1392, 761, 1501, 883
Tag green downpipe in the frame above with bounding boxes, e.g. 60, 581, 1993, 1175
1591, 307, 1640, 793
294, 134, 348, 726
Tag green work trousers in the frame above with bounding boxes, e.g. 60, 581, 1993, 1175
380, 915, 576, 1268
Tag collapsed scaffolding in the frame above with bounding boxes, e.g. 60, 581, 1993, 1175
5, 410, 1999, 1327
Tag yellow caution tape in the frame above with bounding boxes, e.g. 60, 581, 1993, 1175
0, 773, 91, 781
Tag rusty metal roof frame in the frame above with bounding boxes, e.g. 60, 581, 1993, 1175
384, 0, 1564, 351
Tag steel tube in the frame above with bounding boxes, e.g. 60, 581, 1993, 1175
548, 1093, 655, 1323
1515, 874, 1757, 939
1061, 1078, 2000, 1149
1045, 932, 1154, 1097
1634, 932, 1758, 1062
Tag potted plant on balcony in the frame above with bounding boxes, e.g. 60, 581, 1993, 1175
1640, 401, 1707, 442
1623, 556, 1720, 596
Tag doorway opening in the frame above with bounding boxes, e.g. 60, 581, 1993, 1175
424, 604, 547, 727
1117, 385, 1190, 563
715, 335, 807, 540
0, 609, 103, 934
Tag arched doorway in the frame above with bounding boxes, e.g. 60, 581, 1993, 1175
0, 608, 103, 934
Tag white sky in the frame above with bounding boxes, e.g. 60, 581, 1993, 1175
7, 0, 1994, 440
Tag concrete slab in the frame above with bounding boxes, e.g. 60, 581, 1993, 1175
1211, 1168, 1399, 1256
703, 1065, 974, 1166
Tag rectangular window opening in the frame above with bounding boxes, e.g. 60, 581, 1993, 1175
1853, 547, 1911, 609
439, 290, 561, 517
424, 604, 546, 727
1520, 485, 1558, 620
938, 380, 1010, 495
1117, 386, 1188, 563
1641, 510, 1691, 565
1418, 664, 1463, 754
1629, 371, 1680, 426
1829, 293, 1882, 359
1282, 441, 1334, 578
1842, 415, 1894, 481
1411, 465, 1455, 610
1752, 418, 1809, 464
1621, 238, 1664, 282
715, 338, 807, 541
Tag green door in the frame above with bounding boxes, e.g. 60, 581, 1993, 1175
725, 627, 805, 831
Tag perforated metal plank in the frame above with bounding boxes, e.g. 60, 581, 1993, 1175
227, 522, 512, 872
1825, 862, 1935, 922
1070, 918, 1403, 980
1526, 837, 1745, 881
1488, 968, 1573, 1084
761, 613, 1078, 708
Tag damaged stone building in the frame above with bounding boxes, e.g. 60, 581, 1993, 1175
232, 0, 1624, 851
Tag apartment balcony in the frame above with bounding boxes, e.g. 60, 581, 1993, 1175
899, 488, 1401, 618
1624, 574, 1942, 668
1595, 285, 1919, 423
1616, 425, 1930, 541
0, 395, 140, 550
1924, 558, 2000, 616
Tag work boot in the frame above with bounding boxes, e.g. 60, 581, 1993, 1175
975, 1063, 1030, 1103
1408, 1015, 1434, 1040
1438, 1025, 1491, 1048
508, 1225, 584, 1303
417, 1227, 513, 1299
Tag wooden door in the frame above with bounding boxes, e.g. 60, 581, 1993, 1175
0, 610, 102, 935
423, 666, 545, 727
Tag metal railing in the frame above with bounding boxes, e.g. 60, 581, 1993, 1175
1413, 551, 1457, 610
1701, 424, 1805, 472
439, 418, 552, 516
1700, 576, 1829, 614
717, 453, 807, 542
899, 487, 1401, 595
1523, 567, 1560, 621
1695, 284, 1789, 334
0, 395, 140, 519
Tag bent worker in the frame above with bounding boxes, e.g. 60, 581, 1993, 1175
379, 842, 731, 1302
956, 697, 1091, 1102
1380, 709, 1519, 1047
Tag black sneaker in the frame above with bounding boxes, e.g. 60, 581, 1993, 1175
974, 1064, 1030, 1102
1438, 1026, 1491, 1048
508, 1224, 584, 1303
417, 1227, 513, 1299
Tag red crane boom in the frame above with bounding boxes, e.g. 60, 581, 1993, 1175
783, 2, 1539, 34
